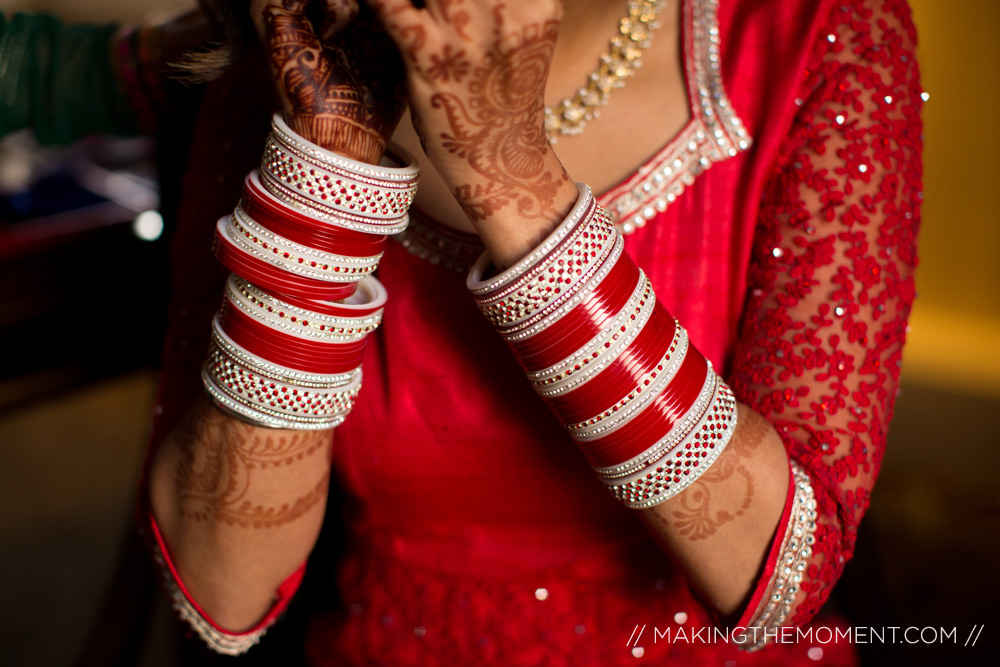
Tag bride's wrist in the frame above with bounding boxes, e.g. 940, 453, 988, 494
286, 112, 388, 165
443, 148, 577, 270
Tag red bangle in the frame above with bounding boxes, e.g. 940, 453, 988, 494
541, 304, 677, 424
577, 349, 709, 468
202, 316, 365, 430
467, 184, 740, 508
214, 218, 359, 301
510, 253, 640, 371
219, 303, 368, 374
228, 273, 386, 324
243, 171, 387, 256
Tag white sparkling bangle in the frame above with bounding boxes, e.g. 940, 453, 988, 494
230, 205, 383, 280
202, 315, 366, 430
258, 171, 412, 236
225, 274, 385, 344
262, 136, 416, 224
150, 539, 268, 655
270, 113, 420, 185
468, 184, 596, 298
202, 361, 360, 431
262, 114, 419, 235
739, 462, 817, 651
602, 375, 738, 508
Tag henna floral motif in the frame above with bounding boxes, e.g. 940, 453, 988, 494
427, 44, 471, 82
427, 20, 570, 222
172, 403, 330, 528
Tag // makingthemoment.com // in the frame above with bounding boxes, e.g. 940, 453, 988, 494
625, 624, 985, 648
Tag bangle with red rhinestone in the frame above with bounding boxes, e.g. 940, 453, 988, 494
241, 170, 387, 257
202, 274, 386, 430
228, 206, 382, 280
202, 318, 364, 430
262, 114, 418, 235
468, 184, 738, 508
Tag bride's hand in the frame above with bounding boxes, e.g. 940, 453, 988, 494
250, 0, 407, 163
365, 0, 577, 241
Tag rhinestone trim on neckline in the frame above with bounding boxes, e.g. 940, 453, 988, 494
599, 0, 752, 234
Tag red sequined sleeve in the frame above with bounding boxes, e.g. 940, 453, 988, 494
728, 0, 922, 632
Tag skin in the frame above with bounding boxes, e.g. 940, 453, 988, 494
148, 0, 406, 632
150, 0, 791, 631
368, 0, 791, 616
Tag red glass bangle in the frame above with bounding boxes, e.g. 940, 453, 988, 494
219, 304, 368, 374
510, 254, 641, 371
220, 301, 370, 359
214, 218, 359, 301
243, 171, 387, 256
541, 304, 676, 424
577, 349, 709, 468
237, 274, 387, 320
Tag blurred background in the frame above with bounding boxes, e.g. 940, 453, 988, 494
0, 0, 997, 665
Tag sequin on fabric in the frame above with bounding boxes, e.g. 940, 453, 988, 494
729, 0, 922, 627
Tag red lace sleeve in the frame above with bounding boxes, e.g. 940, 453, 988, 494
729, 0, 922, 631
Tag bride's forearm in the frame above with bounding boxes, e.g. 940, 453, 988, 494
462, 171, 790, 622
642, 405, 790, 617
148, 397, 332, 631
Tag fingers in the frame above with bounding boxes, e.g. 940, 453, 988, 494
320, 0, 360, 40
250, 0, 316, 50
250, 0, 359, 47
363, 0, 424, 41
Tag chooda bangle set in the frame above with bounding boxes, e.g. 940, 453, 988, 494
468, 184, 738, 508
152, 117, 418, 655
203, 114, 418, 430
175, 128, 738, 655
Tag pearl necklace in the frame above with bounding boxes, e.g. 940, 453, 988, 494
544, 0, 666, 142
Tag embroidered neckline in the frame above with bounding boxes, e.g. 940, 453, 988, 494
395, 0, 752, 268
394, 209, 485, 272
599, 0, 752, 234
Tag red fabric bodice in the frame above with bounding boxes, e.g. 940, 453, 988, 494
148, 0, 921, 663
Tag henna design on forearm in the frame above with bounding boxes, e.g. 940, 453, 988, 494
658, 408, 769, 541
426, 20, 571, 222
171, 403, 331, 529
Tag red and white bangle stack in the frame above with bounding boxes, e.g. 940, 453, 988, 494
203, 113, 418, 430
468, 184, 738, 508
202, 274, 385, 429
161, 116, 418, 655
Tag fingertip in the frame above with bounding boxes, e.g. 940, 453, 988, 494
364, 0, 416, 21
321, 0, 360, 39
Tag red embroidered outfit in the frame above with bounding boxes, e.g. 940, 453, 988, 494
147, 0, 922, 663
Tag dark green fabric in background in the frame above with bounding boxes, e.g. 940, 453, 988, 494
0, 12, 139, 145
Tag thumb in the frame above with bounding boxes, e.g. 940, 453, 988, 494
362, 0, 426, 58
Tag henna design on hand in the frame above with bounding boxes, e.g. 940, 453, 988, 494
438, 0, 472, 41
258, 0, 406, 162
171, 403, 331, 529
427, 44, 471, 82
426, 20, 570, 222
662, 408, 769, 541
